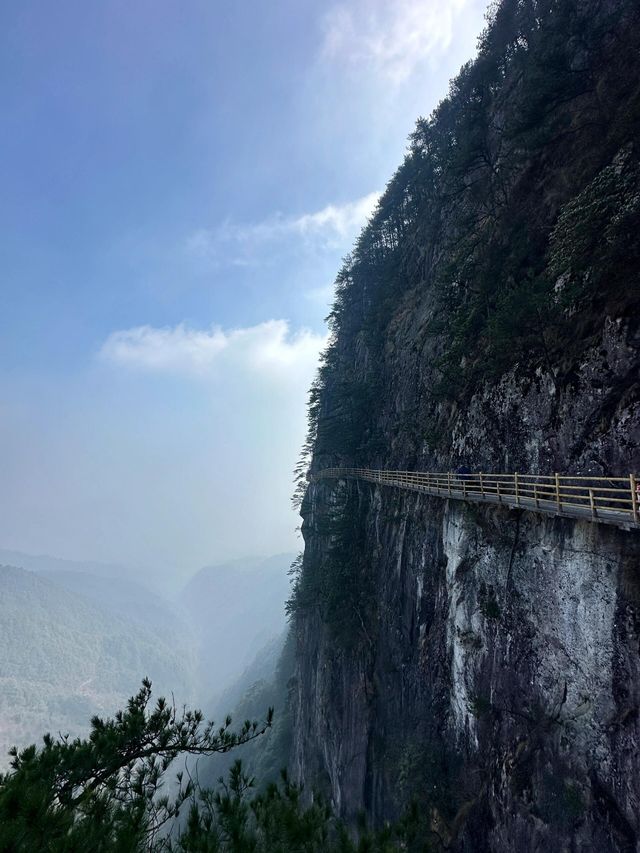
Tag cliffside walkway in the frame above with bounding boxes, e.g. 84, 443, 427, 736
312, 468, 640, 530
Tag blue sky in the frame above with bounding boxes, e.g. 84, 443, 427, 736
0, 0, 488, 582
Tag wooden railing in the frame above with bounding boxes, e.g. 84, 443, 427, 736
311, 468, 640, 529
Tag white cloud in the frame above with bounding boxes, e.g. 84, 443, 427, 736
293, 191, 379, 241
99, 319, 328, 384
321, 0, 473, 83
186, 191, 379, 263
100, 324, 227, 373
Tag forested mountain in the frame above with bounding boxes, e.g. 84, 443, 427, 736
37, 569, 189, 638
291, 0, 640, 850
0, 564, 197, 768
0, 550, 293, 772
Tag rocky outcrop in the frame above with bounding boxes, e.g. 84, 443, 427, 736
290, 0, 640, 848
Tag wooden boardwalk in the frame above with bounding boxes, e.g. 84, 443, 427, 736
312, 468, 640, 530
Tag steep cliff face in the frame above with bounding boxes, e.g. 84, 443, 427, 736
295, 489, 640, 849
291, 0, 640, 849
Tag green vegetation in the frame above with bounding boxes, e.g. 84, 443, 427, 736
466, 694, 493, 720
479, 587, 502, 621
290, 0, 640, 501
287, 486, 377, 650
548, 149, 640, 307
0, 679, 271, 851
0, 682, 430, 852
537, 774, 586, 826
0, 565, 197, 770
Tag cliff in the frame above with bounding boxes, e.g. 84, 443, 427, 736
290, 0, 640, 849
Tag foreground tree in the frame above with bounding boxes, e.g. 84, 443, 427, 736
0, 681, 430, 852
0, 679, 272, 852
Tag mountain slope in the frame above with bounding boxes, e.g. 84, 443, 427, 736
0, 564, 196, 768
39, 569, 189, 638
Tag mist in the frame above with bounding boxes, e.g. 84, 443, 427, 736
0, 324, 322, 584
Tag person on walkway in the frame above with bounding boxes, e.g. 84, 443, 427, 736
456, 465, 472, 492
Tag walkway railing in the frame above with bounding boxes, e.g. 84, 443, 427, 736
311, 468, 640, 529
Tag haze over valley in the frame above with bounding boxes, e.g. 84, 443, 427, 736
0, 549, 292, 770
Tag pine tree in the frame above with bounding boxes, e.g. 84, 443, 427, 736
0, 679, 272, 852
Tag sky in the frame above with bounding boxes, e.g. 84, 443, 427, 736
0, 0, 489, 583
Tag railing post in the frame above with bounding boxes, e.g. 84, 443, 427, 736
631, 474, 639, 523
448, 472, 451, 495
589, 488, 596, 520
479, 472, 484, 496
534, 482, 539, 508
497, 480, 501, 503
515, 472, 519, 506
555, 473, 561, 513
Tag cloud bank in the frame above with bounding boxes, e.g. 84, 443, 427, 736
186, 191, 380, 264
100, 319, 328, 384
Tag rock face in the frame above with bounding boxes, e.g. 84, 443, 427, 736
295, 489, 640, 850
290, 0, 640, 849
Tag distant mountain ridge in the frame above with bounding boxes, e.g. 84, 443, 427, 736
37, 569, 189, 637
0, 549, 295, 770
0, 563, 197, 769
0, 548, 128, 580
